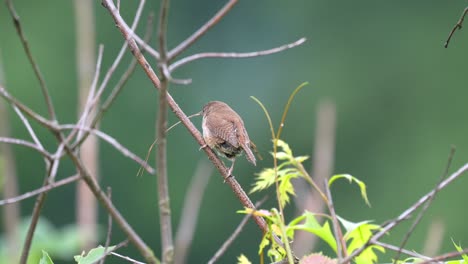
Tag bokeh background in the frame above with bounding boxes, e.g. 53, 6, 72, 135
1, 0, 468, 263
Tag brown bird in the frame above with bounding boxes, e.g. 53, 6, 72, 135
202, 101, 257, 176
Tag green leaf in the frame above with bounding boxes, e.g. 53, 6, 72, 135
287, 211, 337, 252
250, 168, 276, 193
339, 217, 384, 263
294, 155, 309, 163
237, 254, 252, 264
278, 173, 297, 207
452, 239, 468, 263
39, 250, 54, 264
74, 245, 116, 264
276, 139, 292, 156
273, 151, 290, 160
258, 233, 270, 255
329, 174, 371, 207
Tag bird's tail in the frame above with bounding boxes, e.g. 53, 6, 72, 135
243, 142, 257, 166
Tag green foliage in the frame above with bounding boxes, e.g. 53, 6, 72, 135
329, 174, 371, 207
74, 245, 116, 264
250, 139, 308, 207
39, 251, 54, 264
451, 239, 468, 264
287, 211, 337, 253
339, 217, 384, 264
237, 254, 252, 264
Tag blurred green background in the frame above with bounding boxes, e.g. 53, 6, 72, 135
1, 0, 468, 263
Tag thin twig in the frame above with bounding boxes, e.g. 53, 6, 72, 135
156, 0, 174, 262
0, 174, 80, 206
60, 124, 155, 174
341, 163, 468, 264
208, 198, 267, 264
5, 0, 56, 120
324, 179, 345, 261
0, 137, 51, 159
75, 44, 103, 141
72, 11, 155, 151
0, 85, 57, 131
445, 7, 468, 48
168, 0, 239, 60
92, 240, 129, 264
111, 251, 146, 264
13, 106, 44, 151
99, 187, 113, 264
373, 241, 431, 261
394, 147, 456, 262
169, 38, 306, 72
417, 247, 468, 264
19, 160, 58, 264
175, 160, 213, 264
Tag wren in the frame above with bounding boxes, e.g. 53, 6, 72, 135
202, 101, 256, 176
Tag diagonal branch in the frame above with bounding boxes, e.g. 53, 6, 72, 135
0, 174, 80, 206
168, 0, 238, 60
445, 7, 468, 48
341, 162, 468, 264
5, 0, 56, 120
60, 125, 155, 174
0, 137, 52, 159
169, 38, 306, 72
102, 0, 270, 239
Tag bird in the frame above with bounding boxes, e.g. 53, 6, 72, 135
201, 101, 257, 176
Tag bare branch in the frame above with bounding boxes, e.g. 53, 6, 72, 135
60, 125, 156, 174
169, 38, 306, 72
156, 0, 175, 261
19, 160, 58, 264
418, 247, 468, 264
99, 187, 113, 264
0, 137, 51, 159
5, 0, 56, 120
0, 174, 80, 206
13, 106, 44, 151
341, 163, 468, 264
175, 160, 213, 264
208, 198, 267, 264
111, 251, 146, 264
445, 7, 468, 48
73, 12, 155, 151
394, 147, 455, 262
168, 0, 239, 60
0, 85, 57, 131
373, 241, 431, 261
324, 179, 346, 261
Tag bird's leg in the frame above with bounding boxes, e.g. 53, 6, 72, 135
199, 143, 208, 151
226, 159, 236, 178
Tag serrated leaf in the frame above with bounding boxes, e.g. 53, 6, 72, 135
237, 254, 252, 264
340, 217, 384, 263
74, 245, 116, 264
273, 151, 290, 160
258, 233, 270, 255
250, 168, 276, 193
294, 155, 309, 163
276, 139, 292, 156
39, 250, 54, 264
329, 174, 371, 207
279, 174, 296, 207
287, 211, 337, 252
